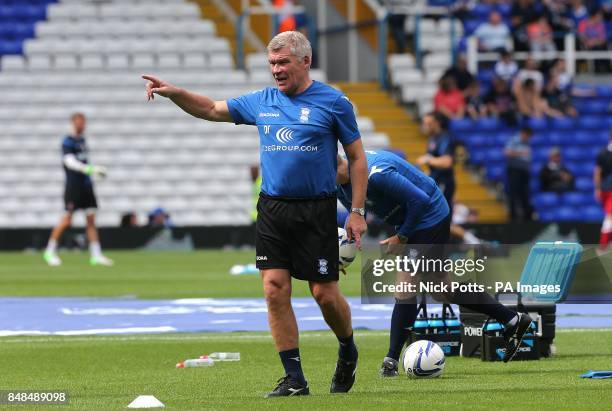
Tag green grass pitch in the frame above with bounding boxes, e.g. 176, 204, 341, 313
1, 251, 612, 410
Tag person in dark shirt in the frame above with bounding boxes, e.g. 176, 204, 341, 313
442, 54, 475, 91
595, 137, 612, 252
505, 126, 534, 220
465, 80, 488, 120
485, 76, 518, 125
539, 147, 575, 192
511, 0, 544, 51
43, 113, 113, 267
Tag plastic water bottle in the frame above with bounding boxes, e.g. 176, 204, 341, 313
176, 357, 214, 368
202, 352, 241, 362
428, 314, 445, 334
413, 316, 429, 337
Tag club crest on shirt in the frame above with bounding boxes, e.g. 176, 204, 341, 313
317, 259, 328, 275
300, 107, 310, 123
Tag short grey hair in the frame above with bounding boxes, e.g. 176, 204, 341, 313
267, 31, 312, 61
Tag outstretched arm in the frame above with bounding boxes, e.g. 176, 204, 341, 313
142, 75, 233, 122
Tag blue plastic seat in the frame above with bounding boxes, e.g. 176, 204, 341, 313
468, 150, 486, 165
449, 118, 474, 132
538, 210, 556, 221
528, 117, 548, 131
575, 177, 594, 192
0, 39, 22, 54
561, 192, 593, 206
486, 164, 505, 181
474, 117, 500, 131
531, 192, 559, 208
583, 206, 604, 222
550, 117, 576, 130
555, 206, 580, 221
532, 147, 550, 162
578, 115, 606, 130
563, 147, 591, 162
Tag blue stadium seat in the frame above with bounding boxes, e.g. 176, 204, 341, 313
595, 131, 610, 145
494, 132, 512, 147
550, 117, 576, 130
575, 177, 594, 192
566, 161, 595, 178
538, 210, 556, 222
484, 147, 505, 163
464, 20, 481, 35
474, 117, 500, 131
561, 192, 594, 207
555, 206, 580, 221
583, 206, 604, 222
563, 147, 592, 162
0, 39, 22, 55
573, 131, 601, 145
468, 149, 486, 165
530, 133, 549, 147
595, 85, 612, 97
527, 117, 548, 131
583, 99, 608, 115
449, 118, 474, 132
578, 115, 606, 130
532, 147, 550, 162
531, 192, 559, 209
486, 164, 505, 181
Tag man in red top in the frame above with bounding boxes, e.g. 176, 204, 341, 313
434, 76, 465, 119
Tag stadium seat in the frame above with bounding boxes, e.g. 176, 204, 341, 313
532, 192, 560, 209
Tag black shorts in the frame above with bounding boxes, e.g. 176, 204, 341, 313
64, 184, 98, 212
256, 194, 339, 282
401, 214, 451, 263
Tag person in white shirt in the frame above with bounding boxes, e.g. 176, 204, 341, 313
474, 11, 510, 51
494, 49, 519, 83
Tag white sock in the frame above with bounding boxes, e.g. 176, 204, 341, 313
46, 239, 58, 254
505, 315, 519, 329
89, 242, 102, 258
463, 231, 481, 245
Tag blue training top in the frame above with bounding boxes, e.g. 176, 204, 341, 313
337, 150, 449, 237
62, 136, 92, 188
227, 80, 360, 198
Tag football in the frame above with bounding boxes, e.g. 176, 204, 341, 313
402, 340, 445, 378
338, 227, 357, 269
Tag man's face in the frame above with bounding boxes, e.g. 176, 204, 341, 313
489, 11, 501, 25
268, 47, 310, 95
422, 116, 440, 136
72, 115, 86, 135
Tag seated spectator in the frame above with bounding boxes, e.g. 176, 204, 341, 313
539, 147, 575, 192
442, 54, 474, 91
526, 14, 556, 54
465, 80, 488, 120
542, 0, 572, 48
505, 126, 534, 221
494, 50, 519, 83
513, 56, 544, 93
474, 11, 511, 52
485, 76, 518, 124
566, 0, 589, 29
511, 0, 543, 51
516, 78, 564, 118
543, 74, 578, 117
549, 58, 573, 91
120, 212, 138, 228
577, 8, 609, 72
434, 76, 466, 119
148, 207, 173, 228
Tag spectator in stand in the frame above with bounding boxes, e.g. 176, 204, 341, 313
442, 54, 475, 91
434, 76, 466, 119
120, 212, 138, 228
505, 126, 534, 221
543, 74, 578, 117
516, 78, 564, 118
577, 8, 610, 72
511, 0, 544, 51
566, 0, 589, 29
539, 147, 575, 192
465, 80, 488, 120
148, 207, 173, 228
526, 14, 557, 54
485, 76, 518, 125
513, 55, 544, 93
549, 58, 573, 91
542, 0, 573, 49
474, 11, 511, 52
494, 49, 519, 83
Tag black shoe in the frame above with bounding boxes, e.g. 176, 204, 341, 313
330, 359, 357, 393
379, 357, 399, 377
265, 375, 309, 398
502, 313, 533, 363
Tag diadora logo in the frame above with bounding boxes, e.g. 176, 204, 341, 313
275, 127, 294, 144
256, 256, 268, 261
258, 112, 280, 117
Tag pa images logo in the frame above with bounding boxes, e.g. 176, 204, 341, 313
318, 259, 328, 275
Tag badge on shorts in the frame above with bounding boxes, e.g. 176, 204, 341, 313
317, 259, 328, 275
300, 107, 310, 123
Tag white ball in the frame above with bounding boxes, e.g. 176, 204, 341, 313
338, 227, 357, 269
402, 340, 445, 378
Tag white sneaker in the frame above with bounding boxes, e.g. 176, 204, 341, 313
90, 255, 114, 266
44, 251, 62, 266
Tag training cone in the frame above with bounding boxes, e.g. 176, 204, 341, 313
127, 395, 165, 408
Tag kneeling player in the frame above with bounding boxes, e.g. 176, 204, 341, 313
44, 113, 113, 267
336, 150, 532, 376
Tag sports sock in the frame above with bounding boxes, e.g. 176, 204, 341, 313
463, 231, 481, 245
89, 242, 102, 258
504, 314, 519, 329
599, 217, 612, 249
386, 298, 418, 361
279, 348, 306, 385
46, 239, 58, 254
337, 333, 358, 362
450, 288, 516, 325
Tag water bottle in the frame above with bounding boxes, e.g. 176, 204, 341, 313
203, 352, 241, 362
413, 316, 428, 337
484, 320, 503, 337
176, 357, 214, 368
428, 314, 445, 335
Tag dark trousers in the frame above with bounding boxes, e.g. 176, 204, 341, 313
507, 167, 532, 221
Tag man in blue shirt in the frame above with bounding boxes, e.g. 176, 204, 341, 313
43, 113, 113, 267
337, 150, 533, 375
143, 31, 368, 397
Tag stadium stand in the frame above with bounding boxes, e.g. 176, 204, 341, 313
0, 0, 389, 228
